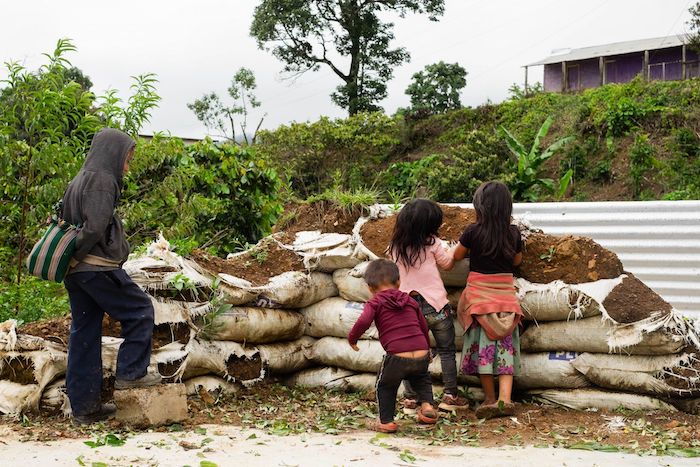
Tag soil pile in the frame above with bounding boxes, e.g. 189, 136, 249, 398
518, 233, 623, 284
20, 315, 189, 350
603, 274, 673, 323
273, 201, 364, 242
19, 316, 71, 347
190, 240, 305, 287
360, 205, 477, 257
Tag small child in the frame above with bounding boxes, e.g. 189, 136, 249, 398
389, 199, 468, 411
348, 259, 438, 433
453, 181, 524, 420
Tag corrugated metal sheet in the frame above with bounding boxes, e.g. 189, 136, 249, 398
527, 35, 684, 66
451, 201, 700, 318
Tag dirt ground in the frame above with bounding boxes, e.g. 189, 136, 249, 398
4, 384, 700, 463
1, 424, 697, 467
190, 239, 305, 286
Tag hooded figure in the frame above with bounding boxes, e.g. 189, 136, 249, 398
62, 128, 161, 426
63, 128, 134, 271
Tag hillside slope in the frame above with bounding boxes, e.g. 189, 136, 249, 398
256, 77, 700, 202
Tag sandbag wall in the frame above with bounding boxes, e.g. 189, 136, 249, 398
2, 203, 700, 417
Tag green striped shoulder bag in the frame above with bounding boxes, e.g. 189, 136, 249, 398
26, 201, 81, 283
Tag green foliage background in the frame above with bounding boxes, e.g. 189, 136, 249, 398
257, 76, 700, 203
0, 40, 282, 322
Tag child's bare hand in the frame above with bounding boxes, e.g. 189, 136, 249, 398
350, 343, 360, 351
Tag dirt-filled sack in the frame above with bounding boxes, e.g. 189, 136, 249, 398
302, 298, 377, 339
257, 337, 316, 375
124, 235, 212, 293
190, 238, 339, 308
203, 307, 305, 344
529, 388, 677, 412
516, 352, 589, 389
310, 337, 384, 373
571, 353, 699, 396
216, 270, 338, 309
40, 378, 69, 415
333, 264, 372, 303
284, 366, 357, 389
0, 320, 67, 414
515, 277, 624, 322
518, 233, 624, 284
312, 291, 464, 348
521, 316, 686, 355
184, 375, 240, 397
174, 339, 264, 385
283, 231, 364, 272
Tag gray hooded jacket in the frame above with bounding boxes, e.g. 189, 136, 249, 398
63, 128, 135, 273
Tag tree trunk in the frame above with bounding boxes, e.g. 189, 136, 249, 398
346, 2, 362, 115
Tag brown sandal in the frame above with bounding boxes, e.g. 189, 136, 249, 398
417, 406, 438, 424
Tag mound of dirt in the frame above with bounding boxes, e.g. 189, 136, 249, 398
19, 316, 71, 347
602, 273, 673, 323
190, 240, 305, 287
273, 201, 364, 243
20, 315, 190, 350
360, 205, 477, 257
518, 233, 623, 284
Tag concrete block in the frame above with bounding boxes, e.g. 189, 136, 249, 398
114, 383, 187, 426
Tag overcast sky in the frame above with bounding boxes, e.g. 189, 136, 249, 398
2, 0, 694, 138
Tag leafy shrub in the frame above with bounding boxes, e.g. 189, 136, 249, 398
378, 155, 439, 198
502, 117, 573, 201
423, 149, 514, 203
122, 136, 283, 255
629, 133, 658, 197
256, 112, 400, 196
0, 276, 69, 324
591, 159, 613, 183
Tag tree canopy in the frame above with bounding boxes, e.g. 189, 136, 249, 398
250, 0, 445, 115
188, 67, 263, 144
405, 61, 467, 113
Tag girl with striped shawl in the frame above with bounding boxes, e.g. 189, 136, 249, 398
453, 181, 524, 419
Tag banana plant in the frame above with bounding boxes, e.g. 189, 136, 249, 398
502, 116, 574, 201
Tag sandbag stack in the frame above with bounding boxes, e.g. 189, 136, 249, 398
2, 204, 700, 417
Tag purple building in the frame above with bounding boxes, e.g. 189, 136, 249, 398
525, 35, 700, 92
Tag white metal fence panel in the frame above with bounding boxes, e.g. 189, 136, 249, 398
507, 201, 700, 318
444, 201, 700, 317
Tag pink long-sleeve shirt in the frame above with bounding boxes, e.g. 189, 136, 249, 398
395, 237, 455, 312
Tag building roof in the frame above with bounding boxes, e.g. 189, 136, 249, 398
526, 35, 686, 66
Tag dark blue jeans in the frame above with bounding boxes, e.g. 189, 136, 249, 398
64, 269, 154, 416
404, 294, 458, 397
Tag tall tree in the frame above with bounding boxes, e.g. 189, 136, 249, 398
405, 61, 467, 113
188, 68, 263, 144
688, 2, 700, 54
250, 0, 445, 115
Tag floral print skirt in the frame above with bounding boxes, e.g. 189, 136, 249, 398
460, 322, 521, 376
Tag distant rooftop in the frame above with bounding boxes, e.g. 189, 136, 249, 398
527, 35, 687, 66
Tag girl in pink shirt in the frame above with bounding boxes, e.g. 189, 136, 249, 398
389, 199, 468, 410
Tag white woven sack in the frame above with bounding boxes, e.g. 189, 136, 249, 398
529, 388, 677, 412
218, 271, 338, 308
516, 352, 589, 389
205, 307, 305, 343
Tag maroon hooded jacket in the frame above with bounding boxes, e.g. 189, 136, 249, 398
348, 289, 430, 354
